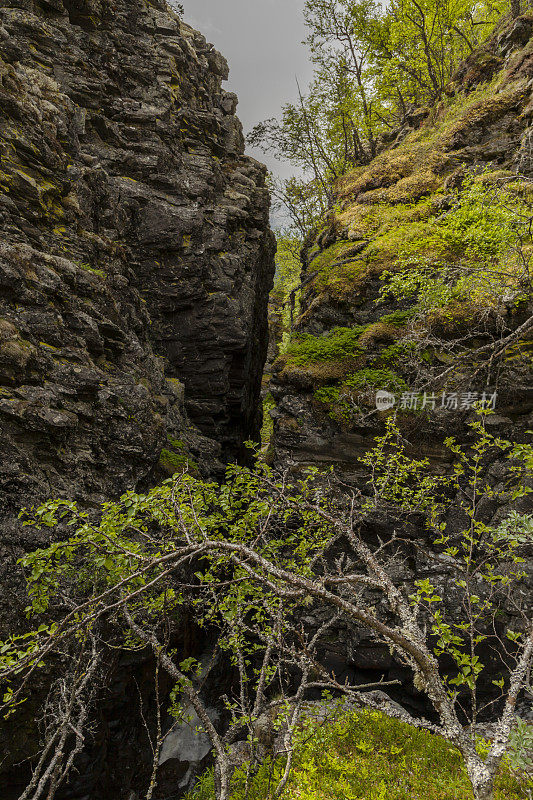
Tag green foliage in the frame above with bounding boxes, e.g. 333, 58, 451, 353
0, 461, 332, 690
250, 0, 507, 235
379, 310, 416, 326
271, 235, 303, 353
260, 392, 275, 450
2, 412, 532, 800
401, 413, 533, 694
346, 368, 407, 391
506, 717, 533, 786
370, 0, 506, 107
186, 708, 530, 800
378, 177, 532, 317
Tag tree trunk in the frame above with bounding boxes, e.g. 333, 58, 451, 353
469, 767, 495, 800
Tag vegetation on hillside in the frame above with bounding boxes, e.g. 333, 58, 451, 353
1, 3, 531, 800
256, 4, 533, 797
251, 0, 516, 237
261, 0, 532, 400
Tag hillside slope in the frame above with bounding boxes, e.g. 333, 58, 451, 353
272, 14, 533, 469
270, 15, 533, 700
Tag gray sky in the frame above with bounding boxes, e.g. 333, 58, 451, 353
182, 0, 314, 180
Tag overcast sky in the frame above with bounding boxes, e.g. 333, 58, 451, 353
181, 0, 314, 180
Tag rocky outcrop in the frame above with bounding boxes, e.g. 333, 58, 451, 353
269, 18, 533, 702
271, 15, 533, 472
0, 0, 274, 790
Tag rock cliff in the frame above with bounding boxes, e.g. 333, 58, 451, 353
0, 0, 274, 616
270, 16, 533, 704
272, 14, 533, 471
0, 0, 274, 791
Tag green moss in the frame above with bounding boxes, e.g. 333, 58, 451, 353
314, 367, 407, 404
310, 241, 356, 272
380, 340, 419, 364
379, 310, 415, 326
186, 707, 530, 800
285, 326, 367, 366
322, 171, 530, 305
312, 66, 530, 303
159, 436, 198, 476
76, 262, 105, 278
167, 436, 185, 451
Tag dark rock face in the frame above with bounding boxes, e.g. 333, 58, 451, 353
0, 0, 274, 789
0, 0, 275, 471
0, 0, 274, 596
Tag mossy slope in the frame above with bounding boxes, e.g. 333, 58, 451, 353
273, 17, 533, 419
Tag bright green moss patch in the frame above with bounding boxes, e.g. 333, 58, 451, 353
379, 310, 415, 327
285, 326, 367, 366
315, 368, 407, 419
314, 258, 371, 295
309, 241, 356, 272
339, 196, 438, 241
344, 368, 407, 392
313, 68, 530, 302
310, 241, 371, 292
323, 172, 531, 305
158, 436, 198, 476
76, 261, 105, 278
187, 708, 530, 800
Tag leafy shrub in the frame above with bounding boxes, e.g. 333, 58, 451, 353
506, 717, 533, 787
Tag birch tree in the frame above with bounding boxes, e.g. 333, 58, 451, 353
1, 412, 531, 800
